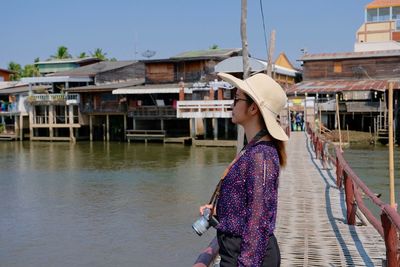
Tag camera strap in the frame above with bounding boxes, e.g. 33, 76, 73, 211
208, 128, 269, 214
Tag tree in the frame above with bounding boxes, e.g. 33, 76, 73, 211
7, 61, 22, 81
78, 52, 87, 58
22, 64, 40, 77
50, 46, 72, 59
91, 48, 107, 60
209, 44, 219, 50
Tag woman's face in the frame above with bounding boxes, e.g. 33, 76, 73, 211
232, 89, 251, 125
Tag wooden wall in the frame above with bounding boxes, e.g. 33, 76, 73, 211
97, 62, 145, 83
0, 70, 11, 81
145, 63, 175, 83
303, 56, 400, 80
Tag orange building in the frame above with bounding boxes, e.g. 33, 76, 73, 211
0, 68, 14, 81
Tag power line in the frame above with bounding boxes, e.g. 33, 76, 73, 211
259, 0, 269, 57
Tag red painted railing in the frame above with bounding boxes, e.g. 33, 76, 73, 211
307, 122, 400, 267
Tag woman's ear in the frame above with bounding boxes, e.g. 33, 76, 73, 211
249, 102, 259, 115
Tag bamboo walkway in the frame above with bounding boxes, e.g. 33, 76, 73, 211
275, 131, 385, 266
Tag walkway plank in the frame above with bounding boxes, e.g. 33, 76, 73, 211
275, 132, 385, 266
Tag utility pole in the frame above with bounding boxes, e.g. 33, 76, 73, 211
267, 30, 276, 77
237, 0, 249, 153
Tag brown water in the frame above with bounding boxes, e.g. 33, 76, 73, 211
343, 144, 400, 216
0, 141, 236, 267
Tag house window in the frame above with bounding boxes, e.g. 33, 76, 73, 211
367, 8, 378, 22
334, 62, 342, 73
379, 7, 390, 21
393, 7, 400, 19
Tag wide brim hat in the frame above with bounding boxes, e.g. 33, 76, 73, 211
218, 72, 289, 141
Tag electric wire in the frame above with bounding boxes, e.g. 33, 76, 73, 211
259, 0, 269, 56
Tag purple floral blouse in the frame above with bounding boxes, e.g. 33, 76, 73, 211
216, 141, 280, 266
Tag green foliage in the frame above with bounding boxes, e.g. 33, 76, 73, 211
209, 44, 219, 50
78, 52, 87, 58
0, 124, 4, 134
50, 46, 72, 59
7, 61, 22, 81
22, 64, 40, 77
91, 48, 107, 60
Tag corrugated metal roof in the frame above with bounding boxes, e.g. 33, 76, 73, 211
65, 78, 145, 92
286, 79, 399, 95
367, 0, 400, 8
214, 56, 299, 76
171, 48, 242, 59
113, 82, 194, 94
46, 61, 143, 77
0, 85, 50, 95
35, 57, 101, 65
300, 50, 400, 61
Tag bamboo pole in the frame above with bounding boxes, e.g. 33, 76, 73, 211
237, 0, 249, 153
336, 94, 342, 151
388, 82, 395, 208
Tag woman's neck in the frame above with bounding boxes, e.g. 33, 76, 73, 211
244, 124, 264, 142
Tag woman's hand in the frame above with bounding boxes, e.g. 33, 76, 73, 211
199, 204, 213, 215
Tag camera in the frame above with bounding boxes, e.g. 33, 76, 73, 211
192, 208, 219, 236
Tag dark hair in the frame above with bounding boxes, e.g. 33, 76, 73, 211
244, 94, 287, 168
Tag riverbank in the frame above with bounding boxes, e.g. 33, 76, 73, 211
323, 130, 375, 146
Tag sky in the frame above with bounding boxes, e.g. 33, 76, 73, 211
0, 0, 372, 69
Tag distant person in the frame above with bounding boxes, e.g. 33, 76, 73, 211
199, 73, 287, 266
295, 112, 302, 131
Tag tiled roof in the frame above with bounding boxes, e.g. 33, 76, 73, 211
300, 50, 400, 61
367, 0, 400, 8
286, 79, 399, 95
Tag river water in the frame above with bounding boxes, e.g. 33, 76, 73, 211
343, 144, 400, 216
0, 141, 236, 267
1, 141, 399, 267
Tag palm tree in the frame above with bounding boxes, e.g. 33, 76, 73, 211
91, 48, 107, 60
209, 44, 219, 50
50, 46, 72, 59
22, 64, 40, 77
78, 52, 87, 58
7, 61, 22, 81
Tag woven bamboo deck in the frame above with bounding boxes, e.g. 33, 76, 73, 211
275, 131, 385, 266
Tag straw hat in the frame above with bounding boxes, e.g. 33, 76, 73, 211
218, 72, 289, 141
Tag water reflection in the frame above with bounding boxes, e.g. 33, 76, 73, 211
0, 141, 235, 267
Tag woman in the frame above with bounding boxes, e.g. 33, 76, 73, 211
200, 73, 288, 267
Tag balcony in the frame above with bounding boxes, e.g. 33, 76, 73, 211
127, 106, 176, 118
176, 100, 233, 118
28, 94, 80, 105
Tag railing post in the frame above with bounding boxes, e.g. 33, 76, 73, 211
344, 172, 356, 225
381, 212, 399, 267
336, 156, 343, 188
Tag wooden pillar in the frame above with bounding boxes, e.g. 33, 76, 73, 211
49, 105, 54, 139
29, 106, 33, 140
203, 118, 207, 139
190, 118, 196, 138
106, 114, 110, 142
19, 114, 23, 141
160, 119, 164, 131
124, 115, 127, 141
133, 118, 136, 130
89, 115, 93, 141
225, 118, 229, 139
213, 118, 218, 140
381, 212, 399, 267
179, 78, 185, 101
218, 88, 223, 100
69, 105, 74, 142
344, 172, 356, 225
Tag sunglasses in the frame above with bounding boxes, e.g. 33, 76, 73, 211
233, 97, 250, 106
